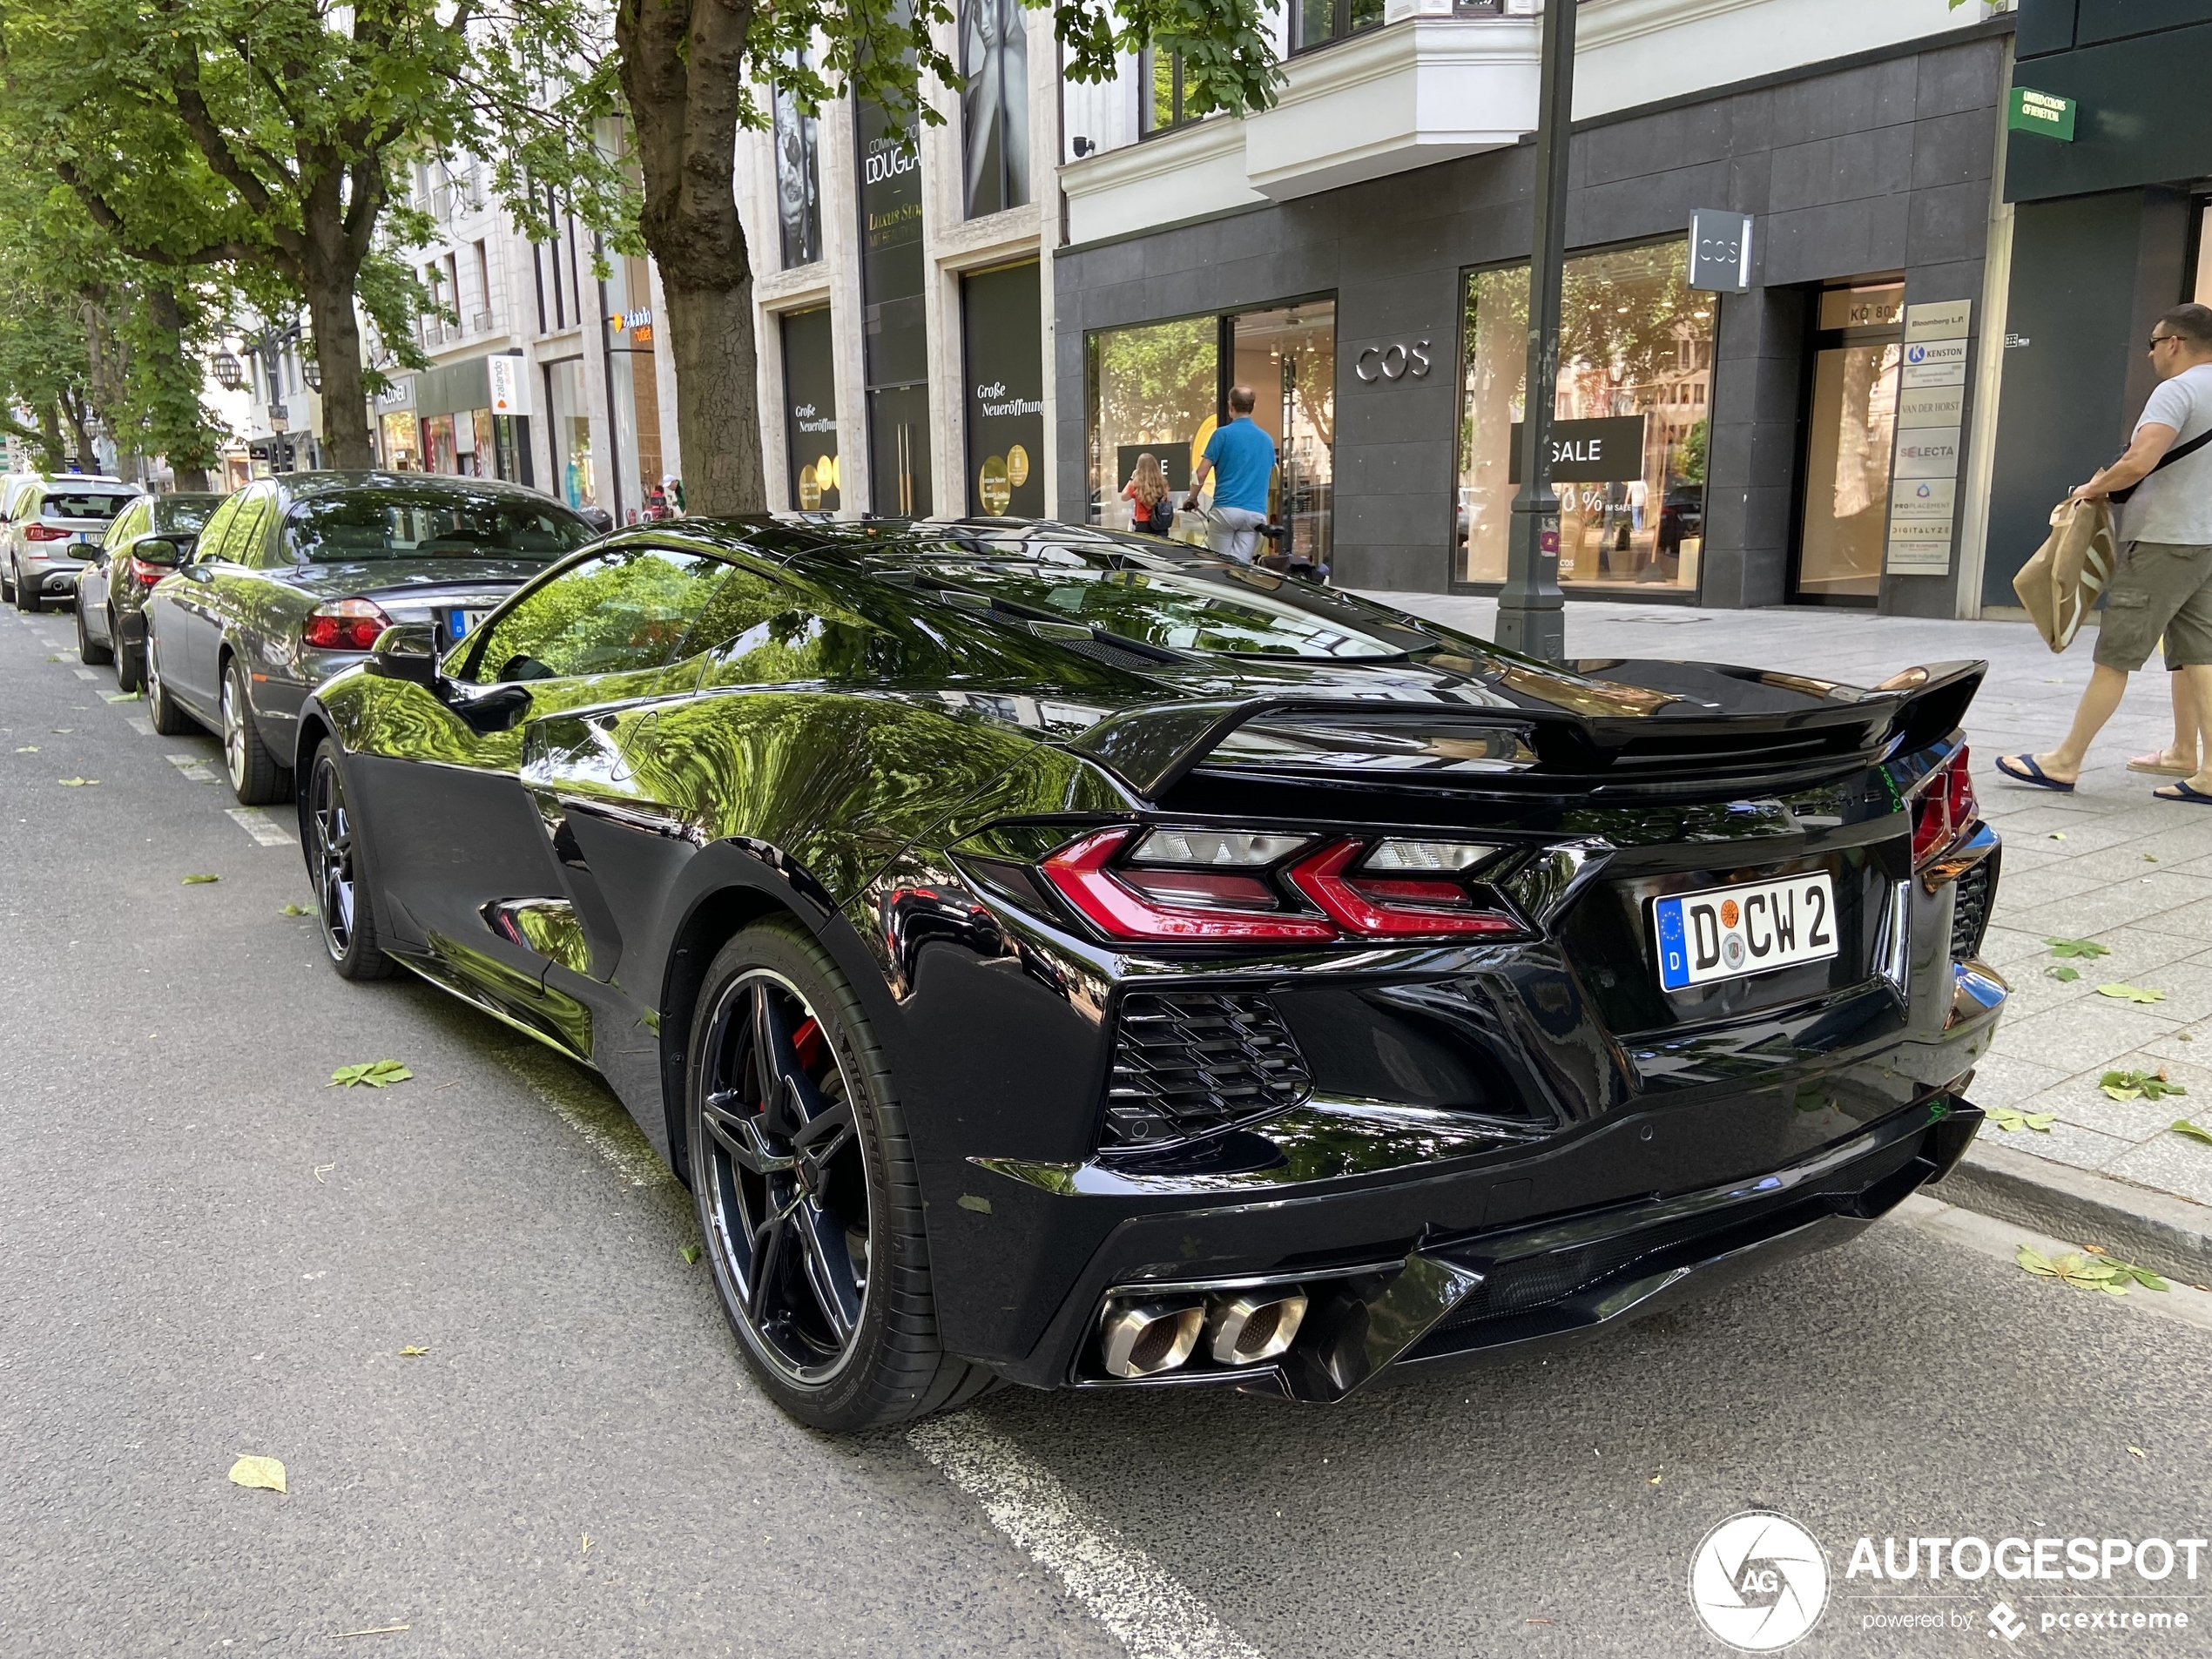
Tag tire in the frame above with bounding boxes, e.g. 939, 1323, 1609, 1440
14, 559, 37, 611
2, 557, 14, 604
76, 597, 112, 664
688, 919, 986, 1431
113, 618, 143, 693
145, 631, 196, 735
305, 738, 394, 981
221, 655, 287, 804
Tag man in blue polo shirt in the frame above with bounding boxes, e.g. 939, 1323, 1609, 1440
1184, 384, 1275, 562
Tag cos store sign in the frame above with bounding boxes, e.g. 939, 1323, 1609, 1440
1354, 340, 1433, 383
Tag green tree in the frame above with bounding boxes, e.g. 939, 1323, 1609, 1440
613, 0, 1283, 515
0, 0, 631, 469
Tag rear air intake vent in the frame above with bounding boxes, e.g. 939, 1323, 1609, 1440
1949, 852, 1997, 962
1102, 992, 1312, 1150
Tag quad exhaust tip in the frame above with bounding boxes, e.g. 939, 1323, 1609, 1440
1097, 1287, 1312, 1378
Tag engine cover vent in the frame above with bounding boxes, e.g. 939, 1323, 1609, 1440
1102, 992, 1312, 1150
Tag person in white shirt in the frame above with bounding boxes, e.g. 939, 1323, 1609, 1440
1998, 304, 2212, 799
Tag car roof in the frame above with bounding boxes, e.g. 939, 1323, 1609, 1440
268, 470, 572, 510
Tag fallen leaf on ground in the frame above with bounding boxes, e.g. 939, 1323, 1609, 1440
399, 1345, 429, 1358
680, 1244, 701, 1264
12, 745, 33, 752
280, 902, 311, 916
2101, 1069, 2187, 1103
2049, 832, 2067, 841
2146, 854, 2160, 862
104, 691, 141, 702
1988, 1108, 2055, 1132
2171, 1119, 2212, 1146
2097, 983, 2168, 1004
228, 1454, 287, 1493
2047, 938, 2112, 959
1648, 1474, 1662, 1485
329, 1060, 413, 1089
180, 873, 220, 885
2130, 1447, 2147, 1459
55, 777, 96, 786
2047, 965, 2082, 982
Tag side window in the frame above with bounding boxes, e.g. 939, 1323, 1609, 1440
219, 494, 272, 565
102, 502, 144, 550
462, 546, 733, 685
192, 494, 245, 561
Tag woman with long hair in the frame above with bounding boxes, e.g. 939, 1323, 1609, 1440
1123, 452, 1171, 535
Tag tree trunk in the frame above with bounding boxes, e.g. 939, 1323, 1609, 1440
38, 403, 63, 471
661, 279, 765, 516
61, 393, 94, 470
145, 287, 213, 490
306, 245, 374, 469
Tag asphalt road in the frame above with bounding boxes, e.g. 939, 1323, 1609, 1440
4, 609, 2212, 1659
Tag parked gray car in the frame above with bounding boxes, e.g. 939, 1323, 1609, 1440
4, 478, 141, 611
143, 471, 597, 805
74, 491, 226, 688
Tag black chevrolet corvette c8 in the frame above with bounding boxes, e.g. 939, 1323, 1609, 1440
293, 518, 2003, 1431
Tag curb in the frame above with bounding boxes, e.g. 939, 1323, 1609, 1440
1936, 1138, 2212, 1286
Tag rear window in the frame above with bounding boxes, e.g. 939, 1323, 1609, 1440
43, 491, 133, 522
154, 498, 219, 536
284, 489, 595, 563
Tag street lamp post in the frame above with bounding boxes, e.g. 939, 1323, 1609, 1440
1495, 0, 1579, 664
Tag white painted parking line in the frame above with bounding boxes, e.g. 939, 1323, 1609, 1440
225, 806, 295, 847
122, 715, 154, 738
71, 666, 98, 681
165, 752, 219, 786
909, 1414, 1267, 1659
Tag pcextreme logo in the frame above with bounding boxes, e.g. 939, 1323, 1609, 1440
1689, 1511, 1831, 1651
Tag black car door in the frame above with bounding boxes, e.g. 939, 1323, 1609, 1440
346, 543, 738, 1055
160, 487, 267, 714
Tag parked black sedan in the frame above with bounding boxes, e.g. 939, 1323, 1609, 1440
142, 472, 595, 806
293, 519, 2003, 1431
74, 490, 225, 690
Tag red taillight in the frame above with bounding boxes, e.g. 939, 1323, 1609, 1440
303, 597, 393, 651
1286, 840, 1522, 937
129, 557, 169, 587
23, 523, 71, 542
1912, 745, 1976, 865
1039, 829, 1338, 943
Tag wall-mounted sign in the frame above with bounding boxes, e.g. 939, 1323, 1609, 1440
2008, 87, 2076, 142
1686, 208, 1754, 293
1886, 299, 1972, 576
1352, 340, 1433, 382
487, 354, 532, 418
1507, 415, 1647, 484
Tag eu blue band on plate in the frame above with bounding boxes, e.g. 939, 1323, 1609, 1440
1656, 898, 1690, 990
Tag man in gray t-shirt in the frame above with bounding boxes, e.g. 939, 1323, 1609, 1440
1999, 303, 2212, 801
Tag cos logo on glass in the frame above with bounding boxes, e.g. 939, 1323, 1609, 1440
1353, 341, 1432, 382
1689, 1511, 1830, 1651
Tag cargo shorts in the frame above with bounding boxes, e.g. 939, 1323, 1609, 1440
2095, 542, 2212, 671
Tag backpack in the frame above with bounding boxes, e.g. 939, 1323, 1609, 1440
1143, 495, 1175, 533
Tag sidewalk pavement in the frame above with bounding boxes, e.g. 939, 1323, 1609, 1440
1374, 591, 2212, 1281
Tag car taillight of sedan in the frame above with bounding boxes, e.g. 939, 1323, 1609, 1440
22, 524, 72, 543
1034, 825, 1528, 944
302, 598, 395, 651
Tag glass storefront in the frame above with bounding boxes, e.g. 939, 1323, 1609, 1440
545, 357, 597, 510
782, 307, 842, 511
1231, 302, 1334, 566
1458, 241, 1715, 591
1086, 316, 1217, 534
380, 412, 419, 470
963, 262, 1044, 516
1794, 282, 1905, 604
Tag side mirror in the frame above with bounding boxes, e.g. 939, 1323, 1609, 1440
367, 621, 441, 686
135, 536, 185, 568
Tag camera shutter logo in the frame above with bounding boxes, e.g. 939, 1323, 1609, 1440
1688, 1511, 1830, 1651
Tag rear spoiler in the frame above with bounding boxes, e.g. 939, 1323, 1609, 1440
1063, 661, 1985, 801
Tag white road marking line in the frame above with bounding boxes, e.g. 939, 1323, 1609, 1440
71, 666, 98, 680
165, 752, 219, 785
123, 714, 154, 738
226, 806, 295, 846
908, 1415, 1267, 1659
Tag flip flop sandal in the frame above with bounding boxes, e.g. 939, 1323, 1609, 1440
2128, 752, 2197, 775
2154, 780, 2212, 805
1995, 754, 2076, 792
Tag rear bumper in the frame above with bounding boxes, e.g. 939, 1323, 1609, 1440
1048, 1094, 1981, 1401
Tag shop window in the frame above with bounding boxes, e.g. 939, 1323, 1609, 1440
1793, 281, 1905, 604
1086, 316, 1218, 529
782, 307, 841, 512
545, 356, 596, 509
1231, 302, 1335, 566
961, 0, 1029, 217
1457, 240, 1716, 592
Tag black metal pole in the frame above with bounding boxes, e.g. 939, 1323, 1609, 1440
1495, 0, 1576, 664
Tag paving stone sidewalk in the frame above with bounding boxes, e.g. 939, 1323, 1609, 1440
1377, 590, 2212, 1230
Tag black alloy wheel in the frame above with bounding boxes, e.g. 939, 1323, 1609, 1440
145, 631, 194, 735
688, 921, 991, 1430
222, 656, 287, 805
306, 738, 392, 981
75, 595, 112, 664
112, 615, 143, 693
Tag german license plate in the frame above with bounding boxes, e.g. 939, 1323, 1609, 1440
1652, 873, 1838, 991
448, 607, 491, 639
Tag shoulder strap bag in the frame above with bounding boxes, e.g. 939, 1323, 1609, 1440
2107, 424, 2212, 503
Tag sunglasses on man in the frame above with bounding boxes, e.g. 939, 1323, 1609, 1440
2149, 332, 2183, 351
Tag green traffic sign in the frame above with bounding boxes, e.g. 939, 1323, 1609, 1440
2009, 86, 2076, 141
